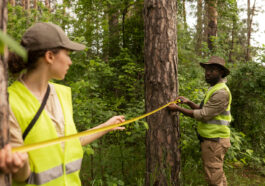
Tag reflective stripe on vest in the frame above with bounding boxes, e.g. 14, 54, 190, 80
206, 110, 231, 125
28, 158, 82, 185
197, 83, 232, 138
9, 81, 83, 186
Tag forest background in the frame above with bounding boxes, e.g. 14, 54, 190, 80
1, 0, 265, 185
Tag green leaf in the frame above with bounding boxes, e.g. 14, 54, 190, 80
0, 30, 27, 61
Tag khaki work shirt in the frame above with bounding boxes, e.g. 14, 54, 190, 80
193, 79, 230, 122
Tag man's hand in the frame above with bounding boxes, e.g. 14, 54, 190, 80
168, 103, 178, 111
176, 96, 190, 104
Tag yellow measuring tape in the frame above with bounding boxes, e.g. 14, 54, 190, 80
12, 100, 180, 153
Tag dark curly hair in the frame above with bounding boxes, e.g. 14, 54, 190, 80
8, 47, 63, 74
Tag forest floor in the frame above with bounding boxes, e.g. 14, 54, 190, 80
226, 166, 265, 186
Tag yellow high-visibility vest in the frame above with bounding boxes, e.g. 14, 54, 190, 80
197, 83, 232, 138
9, 81, 83, 186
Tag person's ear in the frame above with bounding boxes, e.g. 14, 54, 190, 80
44, 51, 55, 64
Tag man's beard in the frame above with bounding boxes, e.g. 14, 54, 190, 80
205, 76, 220, 85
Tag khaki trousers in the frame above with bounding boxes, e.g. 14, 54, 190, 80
201, 138, 231, 186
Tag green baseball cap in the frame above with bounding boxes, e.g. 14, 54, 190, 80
21, 22, 85, 51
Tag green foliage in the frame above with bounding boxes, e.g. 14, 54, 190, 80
228, 62, 265, 165
0, 30, 27, 60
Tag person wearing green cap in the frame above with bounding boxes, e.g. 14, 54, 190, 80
7, 22, 125, 186
168, 56, 232, 186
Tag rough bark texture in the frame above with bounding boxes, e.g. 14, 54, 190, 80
144, 0, 180, 185
0, 0, 11, 185
21, 0, 25, 9
45, 0, 50, 9
195, 0, 203, 56
108, 5, 120, 58
206, 0, 218, 51
182, 0, 187, 30
8, 0, 15, 6
229, 15, 236, 63
245, 0, 256, 62
34, 0, 38, 9
25, 0, 30, 10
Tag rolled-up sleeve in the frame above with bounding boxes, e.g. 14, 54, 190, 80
193, 89, 230, 122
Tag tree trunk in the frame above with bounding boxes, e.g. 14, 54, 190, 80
229, 13, 237, 63
206, 0, 218, 51
34, 0, 37, 9
245, 0, 256, 62
45, 0, 50, 9
182, 0, 187, 30
202, 0, 208, 48
0, 0, 11, 185
108, 5, 120, 58
21, 0, 25, 9
8, 0, 15, 6
25, 0, 30, 10
195, 0, 203, 56
144, 0, 180, 185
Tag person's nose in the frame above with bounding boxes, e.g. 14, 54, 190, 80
69, 59, 72, 66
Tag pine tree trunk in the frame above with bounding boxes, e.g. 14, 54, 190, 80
183, 0, 187, 30
25, 0, 30, 10
45, 0, 50, 9
245, 0, 256, 62
108, 5, 120, 58
8, 0, 15, 6
202, 1, 208, 47
229, 16, 236, 63
144, 0, 180, 185
21, 0, 25, 9
206, 0, 218, 51
33, 0, 38, 9
195, 0, 203, 56
0, 0, 11, 185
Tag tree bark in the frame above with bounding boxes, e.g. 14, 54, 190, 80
45, 0, 50, 9
206, 0, 218, 51
229, 12, 237, 63
8, 0, 15, 6
202, 0, 208, 48
108, 5, 120, 58
34, 0, 38, 9
195, 0, 203, 56
0, 0, 11, 185
25, 0, 30, 10
245, 0, 256, 62
144, 0, 180, 185
182, 0, 187, 30
21, 0, 26, 9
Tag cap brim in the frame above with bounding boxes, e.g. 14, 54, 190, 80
62, 40, 86, 51
200, 63, 230, 77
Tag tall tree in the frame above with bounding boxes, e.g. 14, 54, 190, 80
34, 0, 38, 10
108, 4, 120, 58
25, 0, 30, 10
45, 0, 50, 9
206, 0, 218, 51
245, 0, 256, 61
228, 1, 238, 63
8, 0, 15, 6
0, 0, 11, 185
182, 0, 187, 30
21, 0, 25, 9
195, 0, 203, 56
144, 0, 180, 185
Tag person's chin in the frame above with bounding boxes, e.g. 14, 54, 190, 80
54, 76, 65, 81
